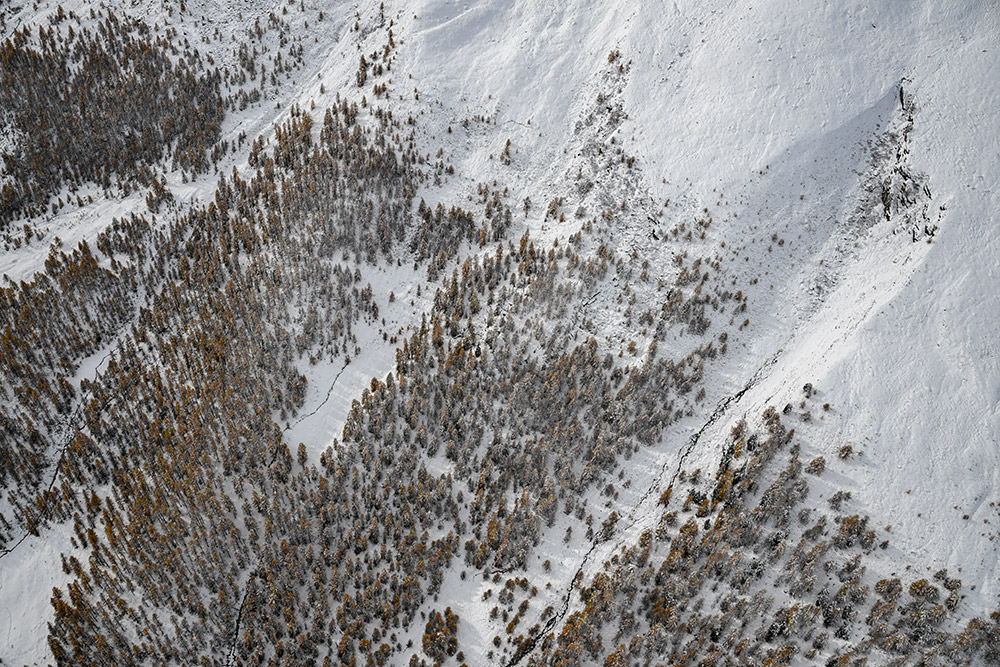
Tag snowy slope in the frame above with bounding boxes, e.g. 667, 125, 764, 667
395, 0, 1000, 661
1, 0, 998, 664
402, 0, 1000, 600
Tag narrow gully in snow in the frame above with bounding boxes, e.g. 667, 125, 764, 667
502, 349, 780, 667
0, 348, 117, 561
230, 359, 350, 662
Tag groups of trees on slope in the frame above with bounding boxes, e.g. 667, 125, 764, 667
0, 5, 991, 666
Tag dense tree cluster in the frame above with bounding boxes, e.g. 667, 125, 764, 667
0, 9, 224, 224
4, 34, 808, 660
520, 408, 1000, 667
0, 235, 142, 545
24, 102, 742, 662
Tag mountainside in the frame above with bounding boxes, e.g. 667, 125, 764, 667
1, 1, 998, 665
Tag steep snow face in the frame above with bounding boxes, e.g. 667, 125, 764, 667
404, 2, 936, 192
826, 37, 1000, 607
401, 0, 1000, 627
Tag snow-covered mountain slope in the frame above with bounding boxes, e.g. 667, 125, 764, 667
407, 0, 1000, 627
0, 0, 998, 665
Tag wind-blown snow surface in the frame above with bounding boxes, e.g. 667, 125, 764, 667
405, 0, 1000, 608
1, 0, 998, 664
